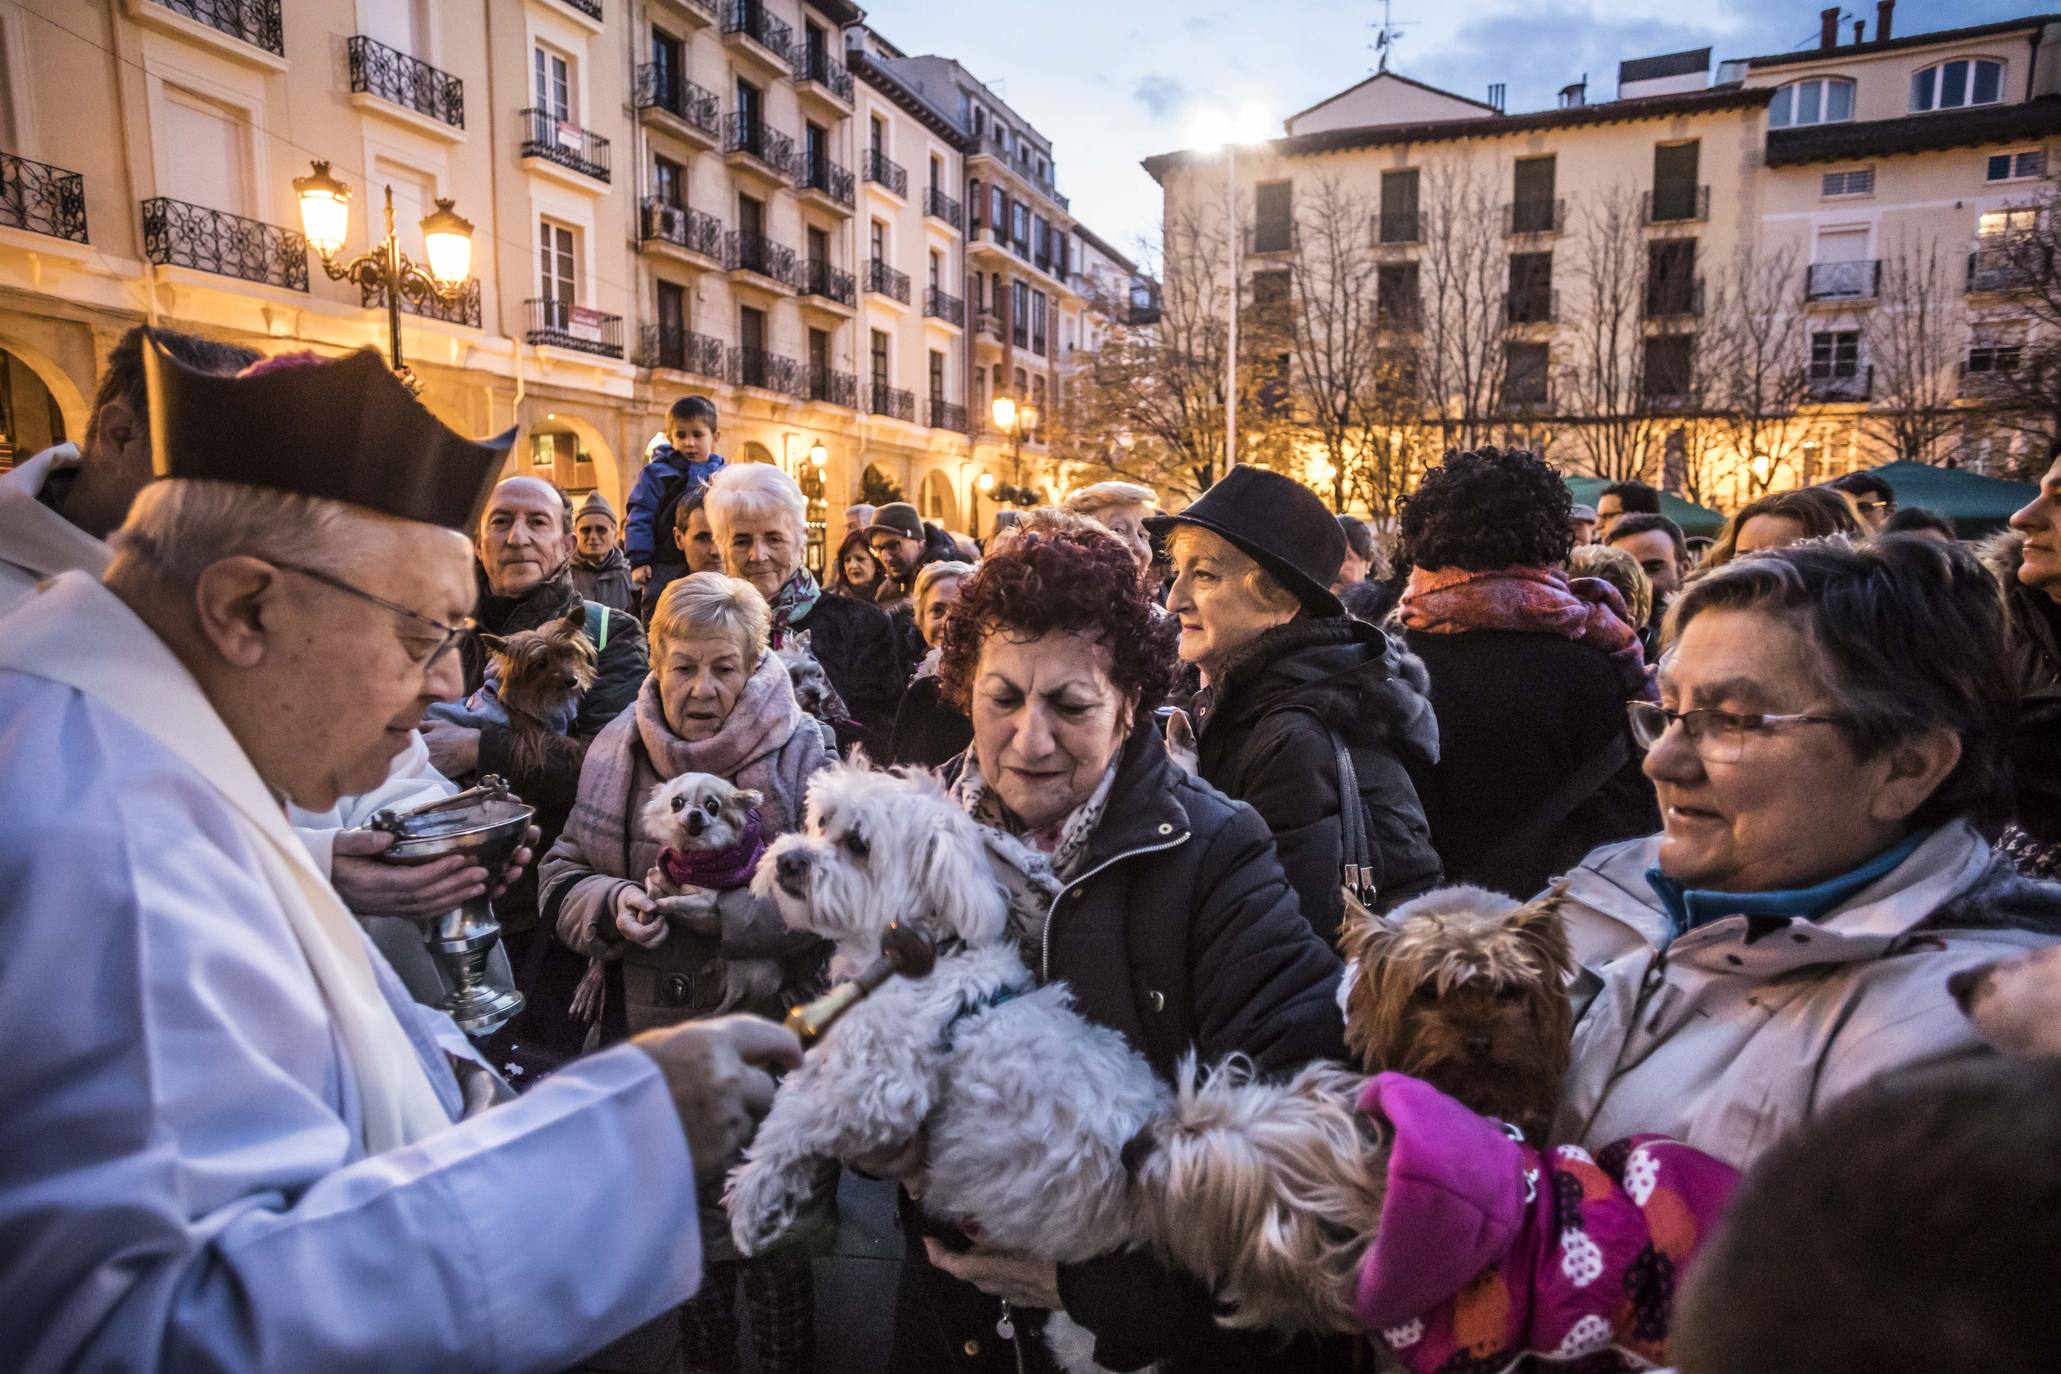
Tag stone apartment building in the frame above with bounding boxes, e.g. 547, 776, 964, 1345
1145, 3, 2061, 510
0, 0, 1153, 560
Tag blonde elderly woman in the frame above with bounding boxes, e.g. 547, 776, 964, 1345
888, 559, 976, 768
705, 462, 903, 754
541, 571, 831, 1374
1062, 479, 1157, 582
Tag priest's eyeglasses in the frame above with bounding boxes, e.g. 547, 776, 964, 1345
1627, 700, 1847, 764
271, 561, 475, 666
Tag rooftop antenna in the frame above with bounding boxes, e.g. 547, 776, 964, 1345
1372, 0, 1407, 72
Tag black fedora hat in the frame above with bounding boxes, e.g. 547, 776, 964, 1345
1146, 465, 1345, 617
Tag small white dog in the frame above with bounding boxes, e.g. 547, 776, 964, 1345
638, 772, 785, 1013
729, 762, 1167, 1372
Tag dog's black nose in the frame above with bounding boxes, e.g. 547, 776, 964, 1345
686, 811, 706, 837
1466, 1034, 1493, 1057
777, 852, 808, 883
1948, 964, 1991, 1012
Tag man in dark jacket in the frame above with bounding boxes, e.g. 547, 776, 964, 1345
422, 474, 645, 1053
868, 502, 961, 662
568, 490, 634, 613
1992, 473, 2061, 875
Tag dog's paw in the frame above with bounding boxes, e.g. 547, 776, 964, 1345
726, 1160, 806, 1257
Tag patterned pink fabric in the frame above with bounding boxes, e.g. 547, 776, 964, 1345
1398, 566, 1658, 702
1354, 1073, 1740, 1373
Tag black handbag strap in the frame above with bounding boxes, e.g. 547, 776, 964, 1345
1334, 734, 1379, 906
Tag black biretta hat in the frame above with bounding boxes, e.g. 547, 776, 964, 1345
144, 333, 516, 531
1145, 464, 1346, 617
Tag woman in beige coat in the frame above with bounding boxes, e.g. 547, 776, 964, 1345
1552, 537, 2061, 1169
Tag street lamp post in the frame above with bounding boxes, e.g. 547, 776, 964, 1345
991, 394, 1039, 491
974, 469, 996, 542
294, 159, 475, 380
1190, 104, 1269, 481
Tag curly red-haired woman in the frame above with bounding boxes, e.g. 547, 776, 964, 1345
886, 516, 1350, 1374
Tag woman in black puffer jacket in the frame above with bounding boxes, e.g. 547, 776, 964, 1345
1156, 466, 1442, 942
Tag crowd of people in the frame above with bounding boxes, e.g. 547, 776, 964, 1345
2, 327, 2060, 1374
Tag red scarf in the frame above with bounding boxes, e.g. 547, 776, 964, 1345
1399, 566, 1657, 701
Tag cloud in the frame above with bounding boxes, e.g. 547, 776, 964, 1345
1132, 73, 1188, 120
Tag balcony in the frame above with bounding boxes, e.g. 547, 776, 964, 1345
519, 108, 610, 183
1505, 287, 1557, 326
869, 383, 915, 421
0, 153, 87, 243
142, 0, 283, 59
1247, 222, 1296, 254
1643, 184, 1709, 225
723, 112, 794, 184
924, 185, 963, 229
725, 230, 797, 290
140, 197, 306, 291
732, 345, 801, 394
974, 309, 1004, 342
806, 362, 858, 407
553, 0, 602, 20
1504, 197, 1564, 236
1376, 211, 1420, 246
1968, 240, 2054, 294
347, 36, 463, 131
525, 298, 623, 358
864, 148, 908, 198
655, 0, 715, 22
800, 257, 855, 307
722, 0, 793, 69
794, 45, 854, 108
640, 199, 722, 262
362, 276, 480, 328
1643, 276, 1704, 320
793, 156, 854, 211
1805, 364, 1871, 402
1805, 259, 1881, 302
635, 65, 720, 146
866, 258, 910, 304
924, 285, 964, 326
969, 127, 1069, 210
928, 398, 968, 432
642, 323, 725, 378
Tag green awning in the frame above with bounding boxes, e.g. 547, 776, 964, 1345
1854, 461, 2037, 538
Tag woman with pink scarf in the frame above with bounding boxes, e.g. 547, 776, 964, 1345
1397, 447, 1660, 898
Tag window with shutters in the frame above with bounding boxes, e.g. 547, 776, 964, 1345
1821, 167, 1874, 197
654, 155, 685, 209
649, 29, 682, 106
1507, 251, 1553, 323
1641, 334, 1692, 400
1987, 150, 2046, 183
1376, 262, 1420, 328
870, 329, 890, 389
1378, 169, 1418, 243
534, 46, 572, 121
1505, 342, 1549, 406
1253, 181, 1293, 252
160, 86, 251, 214
539, 219, 576, 328
929, 349, 945, 403
1510, 156, 1556, 233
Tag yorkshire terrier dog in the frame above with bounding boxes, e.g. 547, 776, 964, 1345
1338, 884, 1576, 1145
426, 606, 596, 777
1953, 944, 2061, 1059
637, 772, 782, 1013
732, 762, 1165, 1373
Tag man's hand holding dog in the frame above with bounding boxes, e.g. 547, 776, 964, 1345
634, 1014, 802, 1175
924, 1240, 1062, 1310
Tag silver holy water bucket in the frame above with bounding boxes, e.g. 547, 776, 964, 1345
366, 775, 532, 1037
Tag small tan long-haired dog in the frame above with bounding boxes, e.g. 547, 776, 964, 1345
427, 606, 597, 778
1338, 884, 1575, 1145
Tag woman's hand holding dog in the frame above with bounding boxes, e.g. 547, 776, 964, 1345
924, 1240, 1062, 1310
613, 884, 671, 949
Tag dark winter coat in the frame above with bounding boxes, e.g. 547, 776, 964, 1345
1187, 617, 1442, 942
1404, 626, 1659, 900
624, 444, 723, 570
788, 587, 905, 756
570, 545, 635, 614
889, 727, 1351, 1374
887, 673, 971, 769
1981, 531, 2061, 866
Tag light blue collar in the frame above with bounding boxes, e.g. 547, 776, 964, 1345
1647, 828, 1933, 944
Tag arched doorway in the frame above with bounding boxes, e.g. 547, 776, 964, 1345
859, 461, 905, 507
524, 410, 622, 510
917, 468, 957, 531
0, 343, 76, 468
740, 440, 777, 465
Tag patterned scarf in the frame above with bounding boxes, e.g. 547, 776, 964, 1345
766, 570, 824, 651
950, 750, 1117, 883
1399, 565, 1658, 701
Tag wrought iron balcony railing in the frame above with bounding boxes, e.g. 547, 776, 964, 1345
642, 322, 725, 378
1805, 259, 1881, 301
722, 0, 793, 64
869, 382, 915, 421
800, 257, 855, 306
1376, 211, 1420, 245
148, 0, 282, 56
1805, 364, 1871, 402
924, 185, 962, 229
525, 297, 623, 357
794, 155, 853, 207
796, 45, 853, 102
929, 398, 968, 432
362, 275, 480, 328
726, 230, 797, 286
0, 152, 87, 243
519, 108, 611, 181
1968, 240, 2054, 293
864, 148, 908, 197
141, 197, 306, 290
724, 112, 794, 180
732, 345, 802, 393
866, 257, 910, 303
924, 285, 964, 325
348, 35, 463, 128
806, 362, 857, 407
635, 64, 720, 139
1505, 287, 1557, 325
640, 198, 723, 259
1643, 184, 1710, 225
554, 0, 602, 19
1959, 355, 2023, 398
1504, 197, 1565, 236
1642, 276, 1704, 319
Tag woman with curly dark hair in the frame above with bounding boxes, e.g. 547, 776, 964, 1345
1396, 446, 1659, 897
887, 513, 1350, 1374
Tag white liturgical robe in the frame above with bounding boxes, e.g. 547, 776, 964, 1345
0, 573, 703, 1373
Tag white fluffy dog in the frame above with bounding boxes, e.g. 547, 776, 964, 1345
729, 761, 1167, 1370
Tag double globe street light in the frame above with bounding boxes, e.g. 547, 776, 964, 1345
294, 159, 476, 382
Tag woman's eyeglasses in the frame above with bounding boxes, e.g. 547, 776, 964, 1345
1627, 700, 1847, 764
271, 561, 475, 667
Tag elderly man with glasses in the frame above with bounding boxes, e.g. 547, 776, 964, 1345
0, 342, 798, 1373
1547, 537, 2061, 1172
